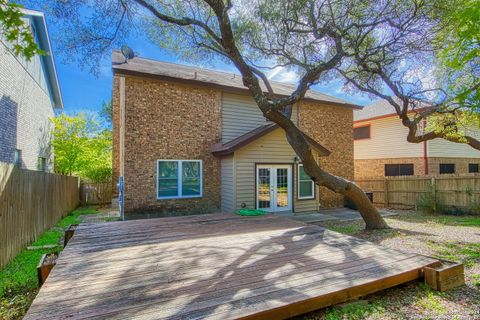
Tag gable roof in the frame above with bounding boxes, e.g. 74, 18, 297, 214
210, 123, 331, 157
354, 99, 398, 121
22, 9, 63, 109
111, 51, 361, 109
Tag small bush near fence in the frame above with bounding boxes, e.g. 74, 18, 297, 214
356, 175, 480, 214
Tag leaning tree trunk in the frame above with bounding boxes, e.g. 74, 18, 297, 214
277, 111, 389, 230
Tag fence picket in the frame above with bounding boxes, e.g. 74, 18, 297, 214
356, 175, 480, 210
0, 162, 79, 267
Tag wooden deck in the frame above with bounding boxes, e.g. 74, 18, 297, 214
25, 213, 439, 320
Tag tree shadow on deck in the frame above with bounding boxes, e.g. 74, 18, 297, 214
30, 215, 412, 319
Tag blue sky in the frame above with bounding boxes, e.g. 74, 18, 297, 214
45, 18, 375, 114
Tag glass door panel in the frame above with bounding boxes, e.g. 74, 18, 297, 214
257, 167, 271, 210
257, 165, 292, 212
275, 168, 289, 209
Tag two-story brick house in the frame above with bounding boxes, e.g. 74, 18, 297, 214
0, 9, 63, 171
354, 99, 480, 179
112, 51, 359, 218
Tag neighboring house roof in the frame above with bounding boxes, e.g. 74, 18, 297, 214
354, 99, 430, 122
22, 9, 63, 109
111, 51, 361, 109
210, 123, 331, 157
354, 99, 399, 122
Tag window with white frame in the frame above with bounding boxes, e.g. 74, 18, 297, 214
157, 160, 202, 199
298, 164, 314, 199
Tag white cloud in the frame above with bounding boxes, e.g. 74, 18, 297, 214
267, 66, 299, 83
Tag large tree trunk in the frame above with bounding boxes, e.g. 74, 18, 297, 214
276, 111, 389, 230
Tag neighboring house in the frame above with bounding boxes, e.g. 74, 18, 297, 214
0, 9, 63, 172
111, 51, 358, 217
354, 100, 480, 179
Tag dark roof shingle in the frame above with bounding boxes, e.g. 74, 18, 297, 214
112, 51, 361, 109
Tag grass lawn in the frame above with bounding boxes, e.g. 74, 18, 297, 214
0, 207, 115, 320
298, 211, 480, 320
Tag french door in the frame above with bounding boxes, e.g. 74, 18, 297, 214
256, 165, 292, 212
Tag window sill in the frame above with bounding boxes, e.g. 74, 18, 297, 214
157, 195, 203, 200
297, 196, 315, 201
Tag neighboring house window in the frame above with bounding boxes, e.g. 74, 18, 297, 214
385, 164, 414, 177
298, 164, 314, 199
14, 149, 21, 167
439, 163, 455, 174
469, 164, 479, 173
37, 157, 47, 172
353, 125, 370, 140
157, 160, 202, 199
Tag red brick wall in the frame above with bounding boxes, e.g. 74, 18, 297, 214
113, 74, 222, 216
298, 102, 354, 207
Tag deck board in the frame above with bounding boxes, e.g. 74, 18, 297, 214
24, 213, 439, 320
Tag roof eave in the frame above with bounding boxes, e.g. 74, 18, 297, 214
112, 61, 362, 110
210, 124, 331, 158
24, 9, 63, 109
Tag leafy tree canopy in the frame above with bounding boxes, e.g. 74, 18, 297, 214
0, 0, 44, 59
51, 113, 112, 183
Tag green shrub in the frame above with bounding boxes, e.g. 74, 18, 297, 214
416, 183, 444, 214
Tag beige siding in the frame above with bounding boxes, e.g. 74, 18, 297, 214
428, 127, 480, 158
234, 127, 317, 213
220, 155, 235, 212
354, 117, 424, 160
221, 93, 298, 143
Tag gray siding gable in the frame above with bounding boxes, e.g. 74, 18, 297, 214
221, 93, 298, 143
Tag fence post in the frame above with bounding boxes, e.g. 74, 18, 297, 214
383, 178, 389, 208
431, 176, 436, 212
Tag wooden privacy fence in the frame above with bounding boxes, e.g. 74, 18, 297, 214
80, 181, 113, 205
0, 163, 79, 267
356, 175, 480, 209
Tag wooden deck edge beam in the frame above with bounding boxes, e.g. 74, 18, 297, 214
239, 261, 439, 320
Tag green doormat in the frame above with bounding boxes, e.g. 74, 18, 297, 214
235, 209, 267, 216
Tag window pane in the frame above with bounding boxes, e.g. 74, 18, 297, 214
158, 161, 178, 178
299, 165, 310, 180
158, 178, 178, 197
183, 161, 200, 178
158, 161, 178, 197
276, 168, 288, 207
399, 164, 414, 176
353, 126, 370, 140
182, 161, 201, 196
385, 164, 399, 176
258, 168, 271, 209
182, 178, 200, 196
439, 164, 455, 174
299, 181, 313, 198
469, 164, 478, 173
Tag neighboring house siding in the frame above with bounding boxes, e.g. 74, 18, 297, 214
234, 127, 317, 212
220, 155, 235, 212
221, 93, 298, 143
353, 115, 480, 178
114, 75, 222, 216
299, 101, 354, 207
354, 117, 424, 160
428, 130, 480, 158
0, 39, 53, 170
